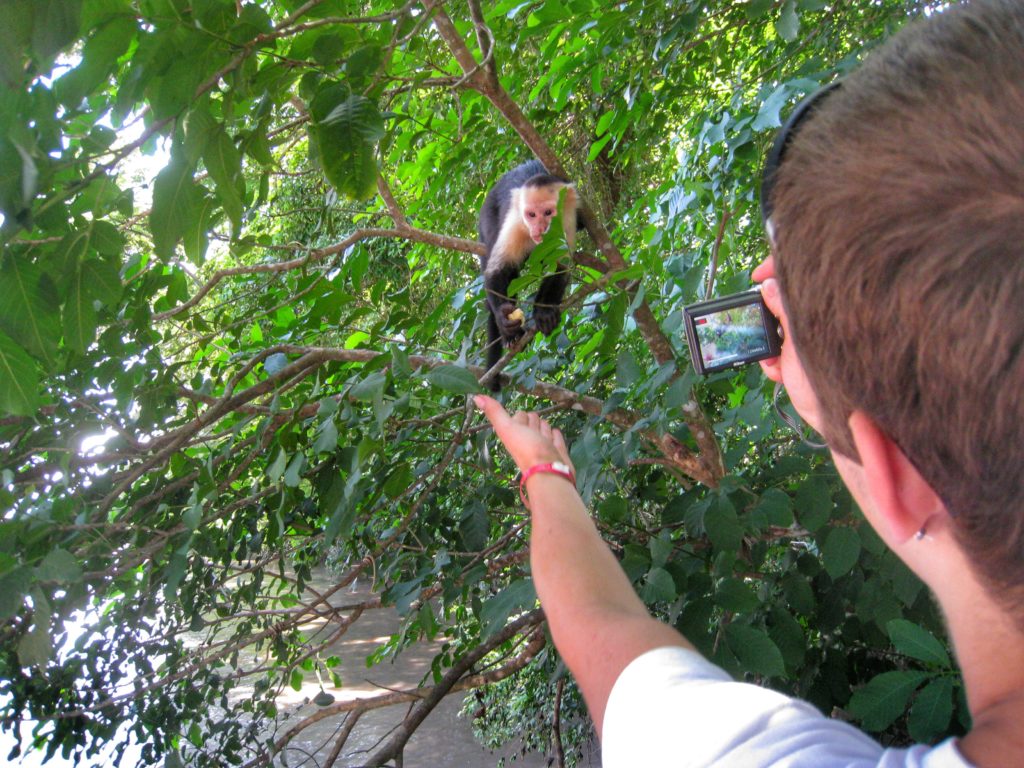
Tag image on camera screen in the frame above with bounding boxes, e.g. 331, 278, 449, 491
694, 305, 771, 368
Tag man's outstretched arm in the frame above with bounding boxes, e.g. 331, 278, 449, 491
474, 395, 692, 737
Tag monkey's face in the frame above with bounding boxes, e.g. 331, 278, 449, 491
520, 189, 560, 243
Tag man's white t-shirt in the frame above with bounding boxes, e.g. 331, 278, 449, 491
603, 646, 971, 767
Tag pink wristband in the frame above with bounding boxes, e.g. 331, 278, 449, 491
519, 461, 576, 509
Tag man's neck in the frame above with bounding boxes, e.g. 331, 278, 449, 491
937, 564, 1024, 767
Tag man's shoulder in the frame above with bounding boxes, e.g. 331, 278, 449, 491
603, 647, 971, 768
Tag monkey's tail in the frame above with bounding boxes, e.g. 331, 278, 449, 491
486, 313, 502, 392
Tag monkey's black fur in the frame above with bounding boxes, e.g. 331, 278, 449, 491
477, 160, 578, 392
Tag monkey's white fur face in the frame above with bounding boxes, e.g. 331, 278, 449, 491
519, 186, 563, 243
487, 183, 577, 274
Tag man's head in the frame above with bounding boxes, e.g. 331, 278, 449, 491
765, 0, 1024, 616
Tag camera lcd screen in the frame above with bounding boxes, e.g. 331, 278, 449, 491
694, 305, 772, 368
683, 290, 781, 375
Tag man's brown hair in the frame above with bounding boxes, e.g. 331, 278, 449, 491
770, 0, 1024, 614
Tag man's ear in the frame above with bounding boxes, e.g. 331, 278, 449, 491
847, 411, 945, 542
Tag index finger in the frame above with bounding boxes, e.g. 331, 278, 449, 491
473, 395, 511, 431
751, 256, 776, 283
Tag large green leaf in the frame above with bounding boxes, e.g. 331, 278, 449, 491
641, 566, 676, 603
794, 476, 831, 531
425, 365, 481, 394
31, 0, 83, 65
62, 262, 97, 354
202, 126, 245, 233
150, 156, 204, 260
0, 327, 40, 416
309, 91, 385, 200
704, 494, 743, 551
822, 526, 861, 579
887, 619, 951, 668
848, 670, 928, 731
480, 579, 536, 639
0, 258, 59, 369
907, 677, 954, 743
724, 624, 786, 678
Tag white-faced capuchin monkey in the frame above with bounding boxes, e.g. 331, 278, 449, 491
478, 160, 580, 392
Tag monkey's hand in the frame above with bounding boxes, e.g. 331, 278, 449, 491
532, 305, 561, 336
497, 302, 525, 345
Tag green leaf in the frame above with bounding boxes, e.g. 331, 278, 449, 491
781, 571, 815, 615
745, 0, 773, 19
822, 526, 860, 579
17, 623, 51, 668
345, 45, 383, 85
704, 494, 743, 551
641, 566, 676, 603
480, 579, 536, 638
776, 0, 800, 42
768, 606, 806, 670
36, 549, 82, 583
350, 370, 387, 400
752, 83, 791, 132
382, 463, 413, 499
0, 5, 32, 88
615, 350, 643, 387
0, 258, 59, 370
459, 501, 490, 552
267, 449, 288, 482
31, 0, 83, 65
886, 619, 951, 667
425, 365, 480, 394
794, 477, 831, 531
0, 327, 40, 416
322, 474, 357, 544
314, 418, 339, 453
264, 353, 289, 376
283, 453, 304, 487
62, 261, 98, 354
309, 92, 385, 201
183, 504, 202, 531
290, 668, 303, 691
150, 156, 204, 260
0, 567, 31, 620
183, 193, 216, 265
598, 495, 628, 524
715, 578, 760, 614
750, 488, 793, 529
202, 126, 245, 233
848, 670, 928, 731
908, 677, 954, 743
81, 257, 123, 306
724, 624, 786, 678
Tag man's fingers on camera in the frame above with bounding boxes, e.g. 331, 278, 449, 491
751, 256, 776, 283
758, 278, 786, 382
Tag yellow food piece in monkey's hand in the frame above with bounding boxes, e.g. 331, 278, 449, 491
508, 308, 525, 323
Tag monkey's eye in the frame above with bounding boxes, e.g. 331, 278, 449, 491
527, 211, 536, 218
544, 209, 553, 216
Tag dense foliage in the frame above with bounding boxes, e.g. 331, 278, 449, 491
0, 1, 968, 766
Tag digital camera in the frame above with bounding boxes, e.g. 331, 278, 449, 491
683, 288, 782, 375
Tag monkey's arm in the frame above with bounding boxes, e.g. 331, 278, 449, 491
531, 267, 570, 336
484, 264, 525, 344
